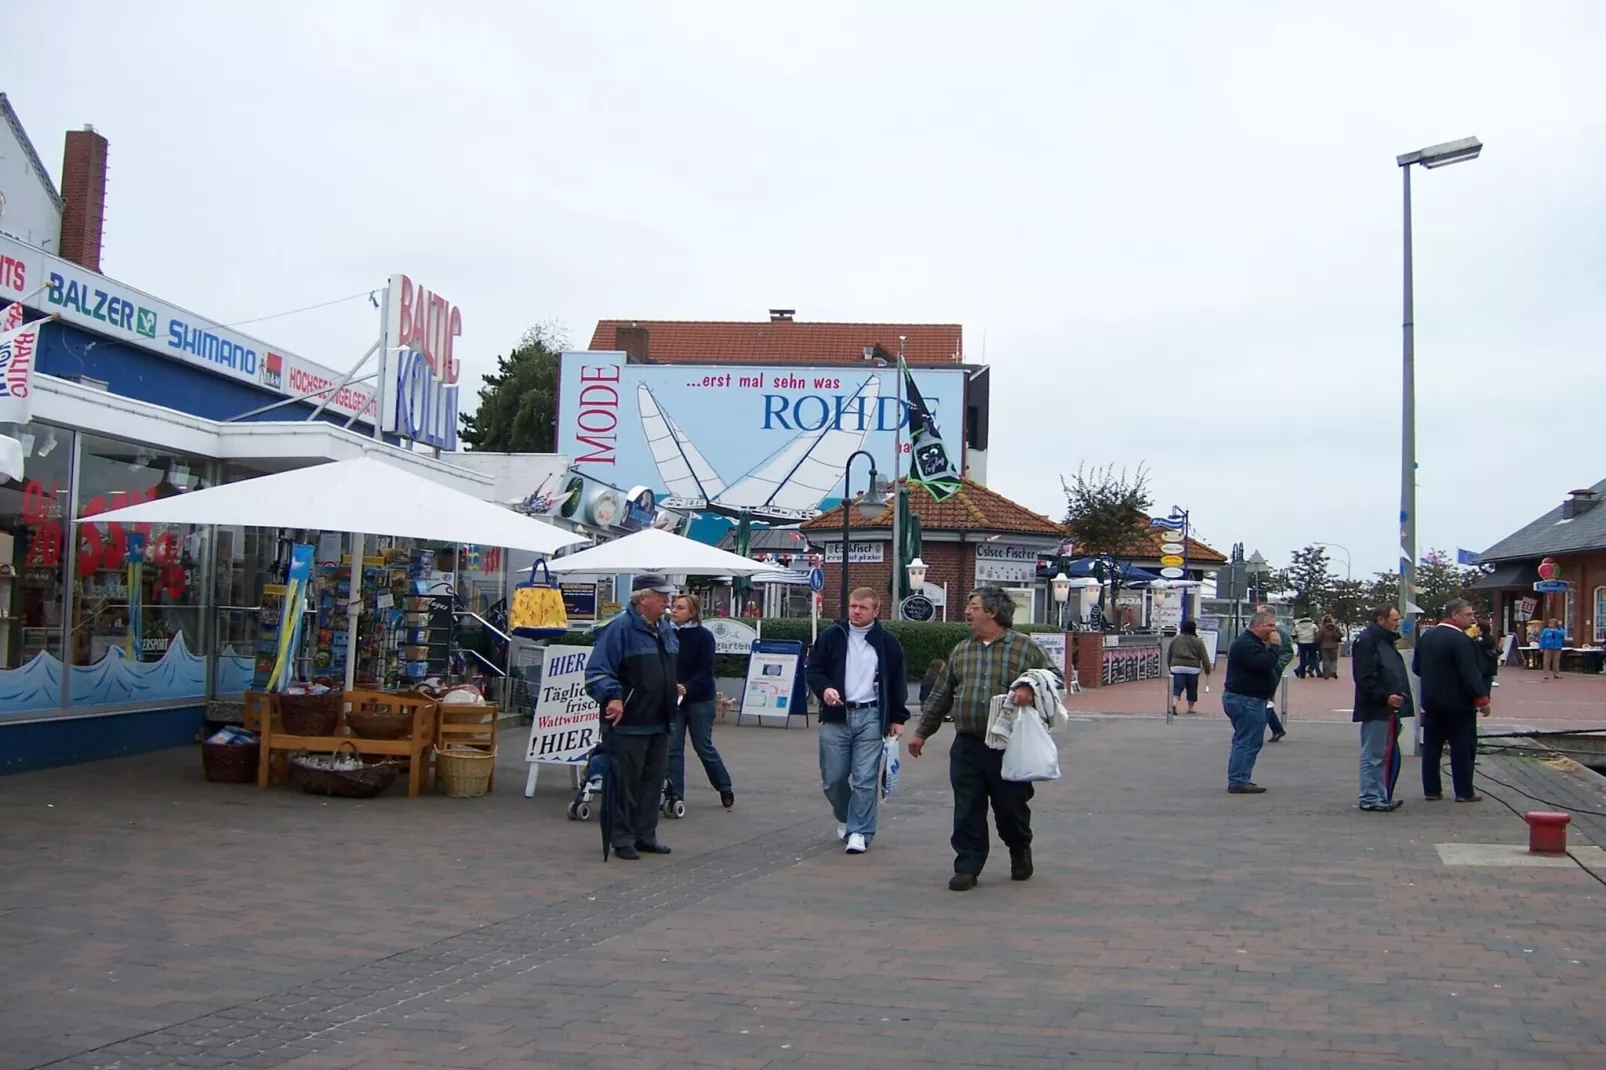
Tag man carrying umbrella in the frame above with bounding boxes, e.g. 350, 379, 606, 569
585, 574, 680, 860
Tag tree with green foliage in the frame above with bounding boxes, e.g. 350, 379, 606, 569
1284, 544, 1336, 616
1061, 464, 1153, 619
1361, 550, 1480, 622
1327, 578, 1370, 626
458, 323, 567, 452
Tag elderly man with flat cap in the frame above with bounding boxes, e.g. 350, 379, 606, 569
585, 573, 680, 860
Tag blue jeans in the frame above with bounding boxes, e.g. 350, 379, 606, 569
1222, 692, 1268, 787
666, 699, 732, 798
1358, 715, 1401, 805
819, 707, 883, 843
1265, 702, 1285, 737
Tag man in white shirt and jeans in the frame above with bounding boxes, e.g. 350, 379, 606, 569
805, 587, 910, 854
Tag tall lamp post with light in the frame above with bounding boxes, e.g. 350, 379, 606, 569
1311, 541, 1352, 581
1397, 135, 1482, 638
838, 450, 886, 619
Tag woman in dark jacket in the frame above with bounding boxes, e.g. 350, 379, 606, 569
666, 594, 734, 810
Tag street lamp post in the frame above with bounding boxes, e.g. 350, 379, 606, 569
839, 450, 886, 619
1396, 135, 1482, 639
1051, 572, 1072, 630
1312, 541, 1352, 581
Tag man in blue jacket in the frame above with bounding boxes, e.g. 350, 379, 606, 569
585, 574, 679, 860
1221, 609, 1282, 794
805, 587, 909, 855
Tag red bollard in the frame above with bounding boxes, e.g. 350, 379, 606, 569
1525, 811, 1571, 855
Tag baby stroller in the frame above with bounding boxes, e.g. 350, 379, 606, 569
565, 747, 606, 821
566, 744, 682, 821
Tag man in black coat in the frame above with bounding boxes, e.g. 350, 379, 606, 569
805, 586, 909, 855
1351, 605, 1410, 812
1414, 598, 1491, 802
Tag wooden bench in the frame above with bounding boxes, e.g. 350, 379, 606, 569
256, 689, 438, 797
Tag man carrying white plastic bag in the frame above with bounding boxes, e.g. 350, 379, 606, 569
989, 667, 1066, 782
909, 586, 1064, 891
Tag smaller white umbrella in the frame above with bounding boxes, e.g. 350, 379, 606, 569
542, 526, 775, 577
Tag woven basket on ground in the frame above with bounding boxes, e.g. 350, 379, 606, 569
201, 740, 259, 783
290, 742, 399, 799
279, 690, 341, 736
346, 707, 413, 740
434, 745, 495, 798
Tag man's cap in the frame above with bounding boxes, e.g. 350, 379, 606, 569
632, 573, 676, 595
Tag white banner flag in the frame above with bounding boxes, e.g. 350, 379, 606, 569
0, 318, 45, 426
1, 302, 21, 333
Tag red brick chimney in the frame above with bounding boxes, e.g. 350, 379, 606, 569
59, 125, 109, 271
616, 324, 650, 363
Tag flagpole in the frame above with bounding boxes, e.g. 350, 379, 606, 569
891, 337, 905, 617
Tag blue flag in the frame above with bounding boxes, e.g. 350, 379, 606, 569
1456, 548, 1479, 566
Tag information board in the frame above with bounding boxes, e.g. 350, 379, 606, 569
523, 645, 600, 765
738, 639, 808, 726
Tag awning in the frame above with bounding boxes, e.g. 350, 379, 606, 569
1467, 560, 1540, 590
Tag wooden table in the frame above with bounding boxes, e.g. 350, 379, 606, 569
255, 690, 439, 797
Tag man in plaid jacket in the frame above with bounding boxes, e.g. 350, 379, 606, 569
908, 585, 1061, 892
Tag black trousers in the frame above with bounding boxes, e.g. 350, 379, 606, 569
609, 731, 669, 848
1421, 710, 1477, 800
949, 731, 1034, 877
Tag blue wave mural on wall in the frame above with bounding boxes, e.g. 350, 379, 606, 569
0, 650, 63, 713
214, 648, 256, 695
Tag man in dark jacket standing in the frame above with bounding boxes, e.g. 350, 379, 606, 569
1222, 609, 1282, 794
1351, 605, 1411, 812
585, 574, 680, 860
1414, 598, 1492, 803
805, 586, 909, 855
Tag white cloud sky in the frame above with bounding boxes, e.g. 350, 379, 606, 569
5, 0, 1604, 575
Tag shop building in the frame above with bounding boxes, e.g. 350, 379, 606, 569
799, 477, 1063, 622
1058, 518, 1227, 627
1474, 482, 1606, 657
0, 101, 518, 771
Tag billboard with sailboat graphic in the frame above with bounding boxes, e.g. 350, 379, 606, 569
558, 351, 968, 521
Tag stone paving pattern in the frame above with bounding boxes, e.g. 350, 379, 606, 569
4, 708, 1606, 1069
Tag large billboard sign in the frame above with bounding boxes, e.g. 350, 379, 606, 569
557, 350, 967, 520
0, 233, 377, 422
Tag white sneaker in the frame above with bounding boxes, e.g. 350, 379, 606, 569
845, 833, 867, 854
836, 824, 847, 841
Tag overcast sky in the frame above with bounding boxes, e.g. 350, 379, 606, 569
6, 1, 1604, 576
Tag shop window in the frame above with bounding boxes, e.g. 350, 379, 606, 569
1595, 586, 1606, 645
70, 436, 213, 708
212, 463, 284, 695
0, 423, 73, 717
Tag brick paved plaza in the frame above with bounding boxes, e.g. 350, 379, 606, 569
5, 705, 1606, 1069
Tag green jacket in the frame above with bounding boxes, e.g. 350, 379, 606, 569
1273, 624, 1295, 678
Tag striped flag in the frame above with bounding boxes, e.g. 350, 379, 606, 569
1150, 514, 1186, 531
900, 358, 961, 502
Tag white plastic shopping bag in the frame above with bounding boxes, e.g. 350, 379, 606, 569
880, 736, 901, 800
1001, 708, 1061, 782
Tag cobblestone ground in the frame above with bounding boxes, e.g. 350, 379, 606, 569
4, 712, 1606, 1069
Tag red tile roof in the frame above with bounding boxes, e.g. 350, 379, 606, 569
588, 318, 963, 366
1063, 518, 1228, 563
801, 478, 1061, 537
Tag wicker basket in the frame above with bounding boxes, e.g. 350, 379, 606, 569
201, 740, 259, 783
346, 707, 414, 740
434, 745, 495, 798
279, 690, 341, 736
290, 742, 399, 799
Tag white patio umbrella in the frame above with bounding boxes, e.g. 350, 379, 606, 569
79, 455, 588, 688
541, 526, 775, 577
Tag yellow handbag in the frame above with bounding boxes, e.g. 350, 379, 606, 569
509, 560, 569, 640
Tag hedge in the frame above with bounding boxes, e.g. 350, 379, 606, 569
538, 618, 1061, 682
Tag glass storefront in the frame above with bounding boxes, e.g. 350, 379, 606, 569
2, 427, 511, 723
0, 422, 73, 714
70, 435, 215, 708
